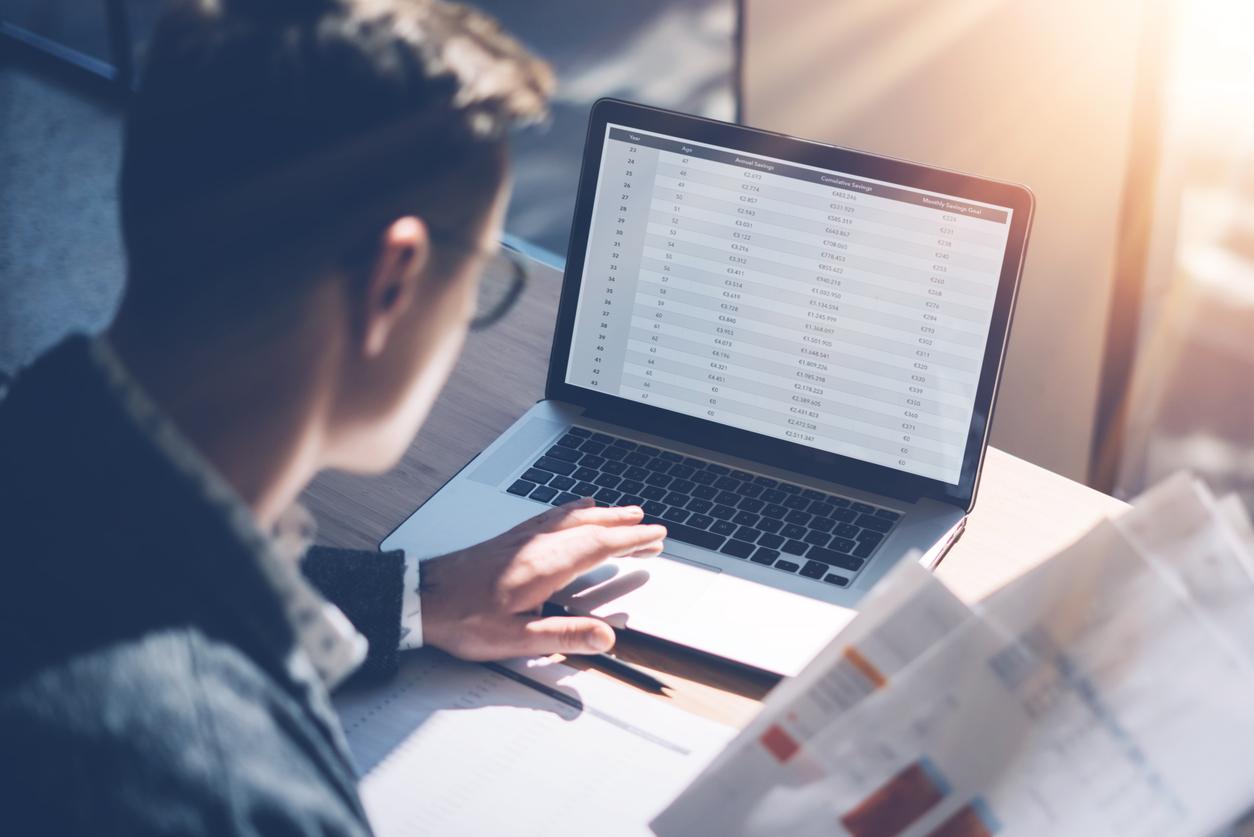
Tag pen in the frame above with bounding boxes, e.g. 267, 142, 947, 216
542, 602, 672, 692
587, 652, 671, 693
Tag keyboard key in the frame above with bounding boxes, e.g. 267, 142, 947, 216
641, 516, 726, 550
668, 465, 695, 480
686, 498, 713, 514
828, 496, 851, 507
732, 526, 760, 543
522, 468, 551, 484
713, 477, 740, 491
778, 483, 801, 495
756, 518, 784, 534
856, 514, 893, 533
646, 458, 672, 473
594, 488, 621, 504
850, 502, 875, 514
580, 454, 606, 469
704, 464, 730, 476
659, 451, 684, 463
530, 485, 559, 502
808, 502, 834, 518
738, 497, 765, 513
580, 441, 607, 455
534, 456, 576, 476
835, 522, 859, 538
733, 511, 761, 526
642, 501, 667, 516
857, 530, 884, 546
803, 530, 830, 547
573, 482, 599, 496
602, 447, 626, 462
507, 479, 537, 496
573, 467, 599, 482
546, 445, 582, 463
824, 574, 849, 587
853, 540, 878, 559
757, 533, 786, 548
688, 514, 714, 529
645, 473, 673, 488
801, 489, 826, 501
781, 523, 807, 539
591, 433, 614, 444
774, 560, 801, 573
636, 445, 660, 456
552, 492, 582, 505
761, 504, 787, 519
556, 434, 584, 449
760, 489, 786, 504
619, 479, 645, 494
613, 438, 637, 449
827, 537, 856, 553
754, 476, 779, 488
624, 466, 650, 481
624, 453, 651, 467
692, 471, 718, 486
663, 507, 691, 524
809, 517, 835, 533
594, 473, 622, 488
830, 508, 858, 523
710, 519, 738, 536
731, 470, 754, 481
602, 461, 627, 475
783, 495, 810, 510
670, 479, 696, 494
806, 546, 863, 571
750, 548, 778, 565
641, 486, 668, 500
782, 539, 808, 556
550, 475, 577, 491
569, 427, 592, 438
620, 495, 644, 507
692, 485, 719, 499
710, 504, 736, 520
663, 491, 689, 506
736, 483, 763, 498
785, 510, 812, 525
800, 560, 828, 579
721, 539, 755, 559
682, 458, 707, 469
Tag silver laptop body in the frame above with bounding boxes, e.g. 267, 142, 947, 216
383, 100, 1034, 676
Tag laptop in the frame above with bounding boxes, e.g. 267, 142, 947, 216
382, 99, 1034, 676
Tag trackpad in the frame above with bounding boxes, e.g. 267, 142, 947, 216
553, 555, 721, 629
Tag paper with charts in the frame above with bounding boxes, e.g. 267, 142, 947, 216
653, 473, 1254, 837
333, 647, 734, 837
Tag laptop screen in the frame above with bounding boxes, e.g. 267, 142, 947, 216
562, 122, 1016, 486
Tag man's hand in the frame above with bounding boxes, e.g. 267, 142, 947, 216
419, 499, 666, 660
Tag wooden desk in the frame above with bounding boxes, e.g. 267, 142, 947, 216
302, 257, 1129, 730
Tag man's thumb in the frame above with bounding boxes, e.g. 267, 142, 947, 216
523, 615, 615, 655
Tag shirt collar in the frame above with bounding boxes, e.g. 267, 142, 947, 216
87, 335, 367, 688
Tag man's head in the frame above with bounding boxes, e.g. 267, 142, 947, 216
110, 0, 553, 513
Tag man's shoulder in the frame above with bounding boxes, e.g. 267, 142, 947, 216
0, 628, 369, 836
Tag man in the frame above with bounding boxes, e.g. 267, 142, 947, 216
0, 0, 665, 832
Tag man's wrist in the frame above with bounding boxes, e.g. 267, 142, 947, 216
399, 552, 424, 650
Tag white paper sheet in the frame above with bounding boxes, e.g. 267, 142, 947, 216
655, 475, 1254, 837
333, 648, 735, 837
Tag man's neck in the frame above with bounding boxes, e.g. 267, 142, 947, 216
106, 312, 340, 530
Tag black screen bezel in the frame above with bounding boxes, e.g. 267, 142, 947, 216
546, 99, 1034, 512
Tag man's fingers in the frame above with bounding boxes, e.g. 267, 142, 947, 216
518, 615, 616, 656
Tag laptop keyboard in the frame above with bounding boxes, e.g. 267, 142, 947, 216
503, 426, 902, 588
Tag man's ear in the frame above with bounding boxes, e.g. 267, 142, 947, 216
360, 216, 431, 358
